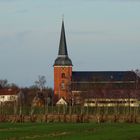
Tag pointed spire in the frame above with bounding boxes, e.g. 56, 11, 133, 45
54, 19, 72, 66
58, 20, 68, 56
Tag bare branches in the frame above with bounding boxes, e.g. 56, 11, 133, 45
0, 79, 8, 88
35, 75, 46, 91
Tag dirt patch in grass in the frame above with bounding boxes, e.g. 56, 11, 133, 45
21, 134, 48, 139
16, 132, 70, 140
49, 131, 71, 137
0, 128, 17, 131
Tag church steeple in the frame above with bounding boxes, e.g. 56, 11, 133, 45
58, 20, 68, 56
54, 20, 72, 66
54, 19, 73, 101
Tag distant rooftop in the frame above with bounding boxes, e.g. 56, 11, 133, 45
0, 88, 19, 95
72, 71, 137, 82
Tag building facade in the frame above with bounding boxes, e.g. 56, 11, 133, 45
54, 21, 140, 105
0, 88, 19, 103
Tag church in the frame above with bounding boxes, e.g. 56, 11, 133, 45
53, 20, 140, 106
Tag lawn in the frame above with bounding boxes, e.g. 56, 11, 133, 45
0, 122, 140, 140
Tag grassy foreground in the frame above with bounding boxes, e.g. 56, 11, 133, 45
0, 122, 140, 140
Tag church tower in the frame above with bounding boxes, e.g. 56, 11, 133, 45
54, 20, 73, 101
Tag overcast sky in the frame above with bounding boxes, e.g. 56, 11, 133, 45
0, 0, 140, 87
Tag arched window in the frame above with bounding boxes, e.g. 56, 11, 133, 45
61, 73, 65, 78
61, 82, 65, 90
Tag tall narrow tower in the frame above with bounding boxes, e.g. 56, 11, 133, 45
54, 20, 72, 101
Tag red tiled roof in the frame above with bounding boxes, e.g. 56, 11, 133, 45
0, 88, 19, 95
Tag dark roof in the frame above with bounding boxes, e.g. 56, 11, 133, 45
72, 71, 137, 82
0, 88, 19, 95
54, 20, 72, 66
54, 56, 72, 66
71, 71, 138, 91
58, 20, 68, 56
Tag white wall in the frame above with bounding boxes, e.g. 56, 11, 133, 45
0, 95, 18, 102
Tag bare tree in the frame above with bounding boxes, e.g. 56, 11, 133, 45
0, 79, 8, 88
35, 75, 46, 91
135, 69, 140, 77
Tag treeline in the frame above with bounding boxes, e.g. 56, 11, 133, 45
0, 77, 53, 106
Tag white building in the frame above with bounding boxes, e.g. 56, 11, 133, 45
0, 88, 19, 103
56, 98, 68, 106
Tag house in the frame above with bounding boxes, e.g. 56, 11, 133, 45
0, 88, 19, 103
56, 97, 68, 106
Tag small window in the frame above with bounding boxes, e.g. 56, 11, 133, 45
61, 82, 65, 90
61, 73, 65, 78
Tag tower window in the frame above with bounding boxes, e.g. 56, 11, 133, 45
61, 82, 65, 90
61, 73, 66, 78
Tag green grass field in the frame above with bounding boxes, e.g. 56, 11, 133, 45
0, 122, 140, 140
